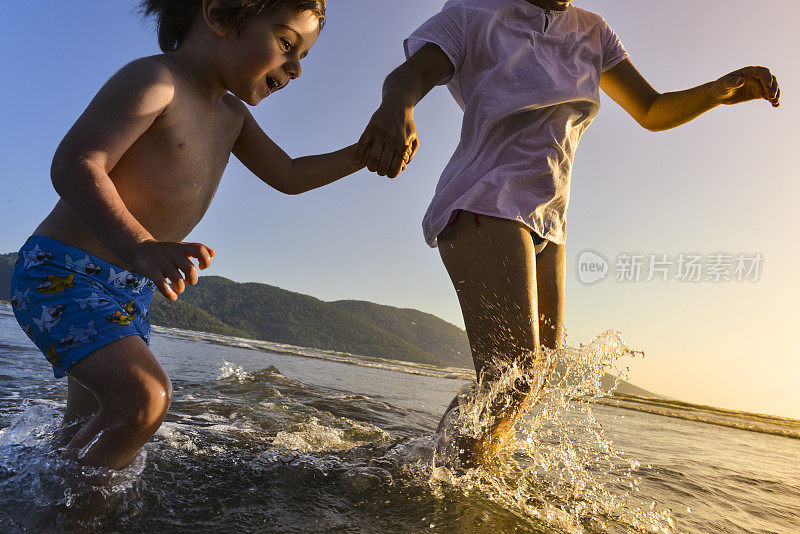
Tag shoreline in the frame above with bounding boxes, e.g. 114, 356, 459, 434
3, 300, 797, 437
598, 393, 800, 440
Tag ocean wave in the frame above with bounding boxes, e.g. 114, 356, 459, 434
3, 303, 796, 532
271, 416, 391, 452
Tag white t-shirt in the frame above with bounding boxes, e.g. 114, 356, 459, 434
404, 0, 628, 247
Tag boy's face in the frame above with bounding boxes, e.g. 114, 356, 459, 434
221, 8, 321, 106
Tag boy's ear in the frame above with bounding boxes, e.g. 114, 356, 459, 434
202, 0, 231, 38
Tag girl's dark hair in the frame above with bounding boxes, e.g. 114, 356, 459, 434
140, 0, 326, 53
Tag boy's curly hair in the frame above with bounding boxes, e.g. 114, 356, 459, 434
141, 0, 326, 53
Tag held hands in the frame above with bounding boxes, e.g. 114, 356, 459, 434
712, 66, 780, 107
131, 240, 215, 301
354, 102, 419, 179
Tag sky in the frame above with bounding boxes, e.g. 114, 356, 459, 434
1, 1, 798, 418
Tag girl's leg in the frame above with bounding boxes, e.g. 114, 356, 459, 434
65, 336, 173, 470
536, 240, 566, 352
57, 376, 99, 447
437, 212, 546, 463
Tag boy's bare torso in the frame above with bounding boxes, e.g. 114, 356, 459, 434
36, 56, 245, 270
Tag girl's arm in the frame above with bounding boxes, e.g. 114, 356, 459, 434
232, 104, 365, 195
600, 59, 780, 132
354, 43, 455, 178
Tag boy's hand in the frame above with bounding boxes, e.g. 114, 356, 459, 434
131, 240, 215, 301
712, 67, 780, 107
354, 102, 419, 179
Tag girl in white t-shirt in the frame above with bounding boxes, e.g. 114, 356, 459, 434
355, 0, 780, 466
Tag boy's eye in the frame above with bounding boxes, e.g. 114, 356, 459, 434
280, 38, 292, 52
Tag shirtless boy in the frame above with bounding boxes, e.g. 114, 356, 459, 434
8, 0, 378, 470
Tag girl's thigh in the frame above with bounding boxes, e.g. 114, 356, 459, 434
437, 212, 540, 376
535, 241, 566, 351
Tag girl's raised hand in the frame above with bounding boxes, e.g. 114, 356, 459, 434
711, 66, 780, 107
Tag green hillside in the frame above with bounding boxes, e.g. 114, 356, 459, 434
158, 276, 460, 367
0, 253, 15, 299
148, 297, 250, 339
330, 300, 472, 368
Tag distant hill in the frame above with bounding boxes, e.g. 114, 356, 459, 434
153, 275, 472, 368
0, 251, 658, 397
330, 300, 472, 368
0, 253, 15, 300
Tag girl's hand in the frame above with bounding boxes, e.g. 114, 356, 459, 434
354, 102, 419, 179
131, 240, 215, 301
711, 66, 780, 107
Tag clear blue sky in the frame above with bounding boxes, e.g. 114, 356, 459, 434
1, 1, 798, 418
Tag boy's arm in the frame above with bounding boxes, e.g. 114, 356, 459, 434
600, 59, 780, 132
354, 43, 455, 178
51, 58, 213, 301
231, 103, 365, 195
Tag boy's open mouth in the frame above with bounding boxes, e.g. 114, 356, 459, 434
266, 75, 288, 94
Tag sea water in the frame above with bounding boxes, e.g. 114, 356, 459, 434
1, 303, 799, 533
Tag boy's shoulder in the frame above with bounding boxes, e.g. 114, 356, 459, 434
108, 56, 247, 119
221, 92, 248, 118
98, 55, 177, 114
104, 55, 249, 134
112, 55, 177, 90
219, 93, 255, 133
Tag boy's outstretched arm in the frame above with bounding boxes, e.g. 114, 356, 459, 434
600, 59, 780, 132
354, 43, 455, 178
232, 103, 365, 195
51, 59, 214, 301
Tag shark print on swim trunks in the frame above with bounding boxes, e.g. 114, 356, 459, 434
9, 236, 156, 378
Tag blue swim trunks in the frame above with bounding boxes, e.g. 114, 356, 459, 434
9, 236, 156, 378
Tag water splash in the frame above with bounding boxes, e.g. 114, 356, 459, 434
0, 404, 145, 521
218, 360, 253, 382
381, 330, 676, 533
207, 331, 677, 531
272, 416, 391, 452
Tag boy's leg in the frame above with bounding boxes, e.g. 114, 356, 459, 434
57, 376, 99, 447
437, 212, 543, 463
65, 336, 172, 470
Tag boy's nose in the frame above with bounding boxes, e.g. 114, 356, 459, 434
285, 58, 301, 79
